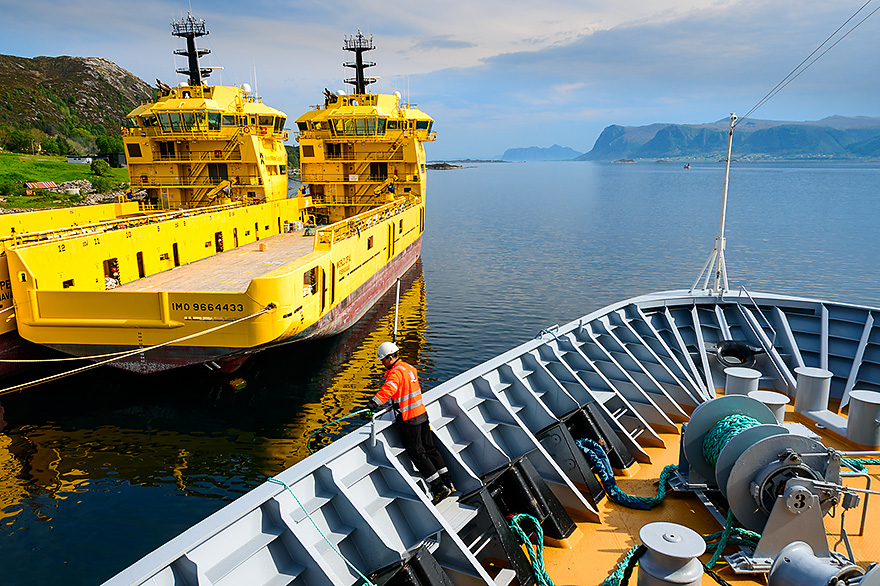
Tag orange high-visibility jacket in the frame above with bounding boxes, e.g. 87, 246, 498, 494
374, 360, 427, 421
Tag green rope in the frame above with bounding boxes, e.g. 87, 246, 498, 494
306, 408, 371, 454
508, 513, 556, 586
843, 457, 880, 472
268, 477, 376, 586
702, 414, 761, 469
600, 545, 646, 586
704, 509, 762, 568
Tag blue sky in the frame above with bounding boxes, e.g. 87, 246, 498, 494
1, 0, 878, 159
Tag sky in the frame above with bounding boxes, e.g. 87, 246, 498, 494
1, 0, 879, 159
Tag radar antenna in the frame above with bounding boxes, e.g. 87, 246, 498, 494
343, 31, 378, 94
692, 113, 736, 295
171, 13, 212, 86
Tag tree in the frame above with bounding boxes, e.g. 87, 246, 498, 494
41, 138, 60, 155
95, 135, 124, 154
5, 130, 32, 153
91, 159, 112, 177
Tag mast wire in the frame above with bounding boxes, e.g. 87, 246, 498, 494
736, 0, 879, 127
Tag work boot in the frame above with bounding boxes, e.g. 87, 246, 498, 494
429, 479, 452, 504
431, 484, 453, 505
440, 472, 456, 493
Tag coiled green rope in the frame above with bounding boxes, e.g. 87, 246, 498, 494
701, 414, 761, 469
508, 513, 556, 586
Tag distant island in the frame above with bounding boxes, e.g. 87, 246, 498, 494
499, 116, 880, 162
502, 144, 583, 161
579, 116, 880, 161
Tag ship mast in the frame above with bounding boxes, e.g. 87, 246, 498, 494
692, 112, 736, 295
171, 13, 212, 86
343, 32, 378, 94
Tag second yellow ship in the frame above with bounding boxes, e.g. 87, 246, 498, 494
5, 21, 436, 373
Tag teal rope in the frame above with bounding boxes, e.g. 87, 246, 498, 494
268, 477, 376, 586
508, 513, 556, 586
600, 545, 646, 586
306, 408, 371, 454
702, 414, 761, 469
843, 457, 880, 472
704, 509, 762, 568
577, 438, 679, 508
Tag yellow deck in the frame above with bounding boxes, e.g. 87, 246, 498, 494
114, 229, 316, 293
544, 412, 880, 586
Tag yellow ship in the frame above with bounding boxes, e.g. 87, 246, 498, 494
5, 20, 434, 374
0, 202, 143, 376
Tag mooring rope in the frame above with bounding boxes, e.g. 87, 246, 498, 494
306, 408, 371, 454
576, 438, 678, 509
600, 544, 646, 586
508, 513, 556, 586
0, 304, 274, 396
701, 414, 761, 469
268, 477, 376, 586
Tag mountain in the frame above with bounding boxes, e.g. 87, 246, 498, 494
502, 144, 583, 161
578, 116, 880, 161
0, 54, 152, 152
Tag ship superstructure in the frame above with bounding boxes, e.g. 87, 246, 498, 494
5, 24, 434, 374
296, 31, 434, 224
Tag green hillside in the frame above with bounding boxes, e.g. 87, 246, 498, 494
0, 54, 152, 156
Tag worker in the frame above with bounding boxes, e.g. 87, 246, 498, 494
368, 341, 455, 504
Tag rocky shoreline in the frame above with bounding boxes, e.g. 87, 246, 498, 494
0, 179, 127, 214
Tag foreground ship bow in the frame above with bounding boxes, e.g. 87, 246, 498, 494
103, 288, 880, 586
5, 25, 435, 373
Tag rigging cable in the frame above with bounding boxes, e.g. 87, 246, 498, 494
0, 304, 275, 396
736, 0, 879, 127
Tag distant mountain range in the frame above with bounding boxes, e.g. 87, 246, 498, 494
501, 116, 880, 162
501, 144, 583, 161
577, 116, 880, 161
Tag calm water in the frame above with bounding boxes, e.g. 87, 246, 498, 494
1, 160, 879, 583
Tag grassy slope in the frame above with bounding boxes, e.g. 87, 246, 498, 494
0, 152, 129, 208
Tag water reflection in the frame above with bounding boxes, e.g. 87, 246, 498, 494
0, 262, 428, 584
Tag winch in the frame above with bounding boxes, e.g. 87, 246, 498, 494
676, 395, 878, 573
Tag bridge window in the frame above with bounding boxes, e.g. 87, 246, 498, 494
259, 116, 273, 127
297, 122, 308, 132
208, 112, 221, 131
387, 120, 399, 130
222, 115, 235, 126
416, 120, 432, 131
274, 117, 286, 133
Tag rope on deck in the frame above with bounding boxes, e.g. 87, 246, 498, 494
576, 438, 678, 509
508, 513, 556, 586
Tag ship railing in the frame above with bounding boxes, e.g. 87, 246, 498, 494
151, 151, 243, 162
321, 151, 405, 161
131, 175, 263, 188
5, 202, 245, 248
130, 127, 285, 141
313, 197, 420, 247
299, 172, 418, 183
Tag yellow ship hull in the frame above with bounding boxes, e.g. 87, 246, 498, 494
7, 197, 424, 373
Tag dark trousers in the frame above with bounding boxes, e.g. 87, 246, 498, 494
398, 419, 447, 483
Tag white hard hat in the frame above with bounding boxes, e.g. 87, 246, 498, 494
377, 341, 399, 361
